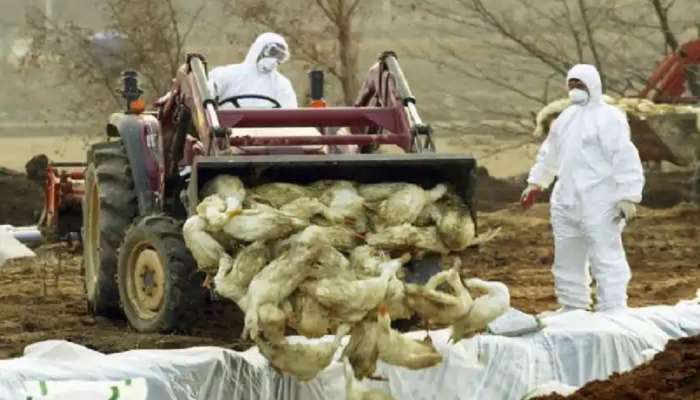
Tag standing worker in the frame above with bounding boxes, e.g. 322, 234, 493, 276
521, 64, 645, 313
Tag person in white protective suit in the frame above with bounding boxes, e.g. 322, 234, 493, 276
521, 64, 645, 312
208, 32, 298, 108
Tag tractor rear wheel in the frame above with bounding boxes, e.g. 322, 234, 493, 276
82, 142, 137, 316
118, 215, 207, 333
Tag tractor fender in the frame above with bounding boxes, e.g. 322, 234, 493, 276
106, 112, 163, 216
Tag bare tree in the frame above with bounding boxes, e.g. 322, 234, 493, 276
405, 0, 698, 129
221, 0, 365, 105
648, 0, 679, 52
24, 0, 204, 119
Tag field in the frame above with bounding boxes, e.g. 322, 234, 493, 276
0, 170, 697, 359
0, 128, 697, 400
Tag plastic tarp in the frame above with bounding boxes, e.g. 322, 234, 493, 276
0, 302, 698, 400
0, 226, 35, 267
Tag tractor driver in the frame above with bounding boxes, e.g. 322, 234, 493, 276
208, 32, 298, 109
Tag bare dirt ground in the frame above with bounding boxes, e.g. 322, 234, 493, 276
0, 244, 250, 359
537, 335, 700, 400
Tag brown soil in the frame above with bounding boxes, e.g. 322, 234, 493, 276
0, 244, 251, 359
536, 335, 700, 400
0, 167, 43, 226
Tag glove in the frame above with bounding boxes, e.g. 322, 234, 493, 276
520, 184, 542, 210
616, 200, 637, 221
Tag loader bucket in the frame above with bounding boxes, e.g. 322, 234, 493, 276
189, 153, 476, 209
188, 153, 477, 284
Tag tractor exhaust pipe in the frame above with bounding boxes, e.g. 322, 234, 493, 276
309, 70, 326, 107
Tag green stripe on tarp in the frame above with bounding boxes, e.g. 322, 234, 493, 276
125, 378, 132, 386
109, 386, 120, 400
39, 381, 47, 396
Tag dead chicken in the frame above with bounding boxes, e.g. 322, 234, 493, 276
357, 183, 410, 202
349, 245, 388, 276
213, 241, 270, 305
280, 197, 329, 221
272, 230, 355, 283
376, 305, 443, 369
246, 182, 311, 208
318, 181, 368, 232
287, 291, 334, 338
384, 276, 413, 320
201, 174, 246, 200
437, 204, 476, 251
258, 303, 287, 343
342, 319, 381, 380
303, 254, 410, 322
255, 324, 351, 381
414, 203, 442, 227
182, 215, 225, 275
310, 245, 353, 280
374, 184, 447, 227
366, 224, 449, 255
200, 175, 246, 226
242, 244, 322, 339
195, 195, 228, 230
222, 203, 308, 242
278, 224, 362, 253
413, 226, 450, 254
451, 278, 510, 342
344, 358, 395, 400
435, 197, 501, 251
405, 269, 473, 326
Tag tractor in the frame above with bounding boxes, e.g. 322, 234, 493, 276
82, 52, 478, 332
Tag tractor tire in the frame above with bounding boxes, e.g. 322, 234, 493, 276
117, 215, 207, 333
82, 142, 137, 317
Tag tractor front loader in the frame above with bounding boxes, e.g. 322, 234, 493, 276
82, 52, 478, 333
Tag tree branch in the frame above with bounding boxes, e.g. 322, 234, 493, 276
649, 0, 679, 51
577, 0, 605, 88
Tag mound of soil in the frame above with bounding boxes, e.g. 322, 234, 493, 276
474, 167, 549, 212
0, 167, 43, 226
474, 167, 694, 211
536, 335, 700, 400
642, 170, 694, 209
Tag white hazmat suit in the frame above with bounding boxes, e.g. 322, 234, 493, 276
209, 32, 298, 108
527, 64, 645, 311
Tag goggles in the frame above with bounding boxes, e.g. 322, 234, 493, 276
258, 42, 290, 63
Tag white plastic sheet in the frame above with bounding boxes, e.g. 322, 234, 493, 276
0, 227, 35, 267
0, 303, 698, 400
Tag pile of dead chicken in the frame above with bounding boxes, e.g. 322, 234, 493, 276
183, 175, 508, 383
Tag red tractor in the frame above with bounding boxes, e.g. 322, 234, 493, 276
639, 39, 700, 103
82, 52, 478, 332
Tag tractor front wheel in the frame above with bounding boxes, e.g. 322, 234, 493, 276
82, 142, 137, 317
118, 215, 207, 333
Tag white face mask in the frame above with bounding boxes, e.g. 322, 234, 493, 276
568, 88, 589, 105
257, 57, 279, 73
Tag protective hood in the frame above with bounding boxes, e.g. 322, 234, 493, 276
243, 32, 290, 65
566, 64, 603, 105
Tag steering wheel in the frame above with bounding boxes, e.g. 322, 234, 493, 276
218, 94, 281, 108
